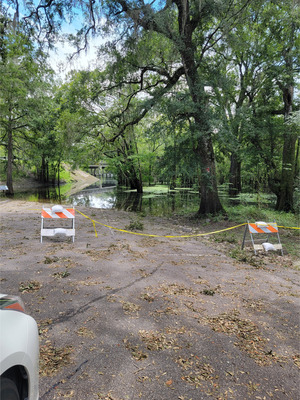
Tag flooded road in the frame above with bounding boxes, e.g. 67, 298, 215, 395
9, 177, 277, 216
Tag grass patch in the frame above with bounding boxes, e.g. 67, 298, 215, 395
202, 289, 215, 296
198, 205, 299, 261
229, 249, 265, 268
44, 256, 59, 264
213, 232, 238, 244
19, 280, 41, 293
125, 218, 144, 231
52, 270, 70, 279
59, 169, 72, 183
61, 163, 77, 183
225, 205, 299, 228
142, 185, 169, 194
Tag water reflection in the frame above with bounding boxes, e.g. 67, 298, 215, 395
114, 191, 143, 212
11, 179, 277, 216
11, 184, 69, 204
70, 186, 277, 216
70, 191, 117, 209
69, 186, 201, 215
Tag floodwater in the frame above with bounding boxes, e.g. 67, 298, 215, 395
70, 185, 201, 215
8, 178, 277, 216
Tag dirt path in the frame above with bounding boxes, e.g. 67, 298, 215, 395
0, 200, 299, 400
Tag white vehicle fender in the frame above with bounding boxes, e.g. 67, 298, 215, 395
0, 310, 39, 398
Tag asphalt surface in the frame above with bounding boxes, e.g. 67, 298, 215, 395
0, 201, 299, 400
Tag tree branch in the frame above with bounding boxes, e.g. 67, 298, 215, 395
103, 65, 185, 143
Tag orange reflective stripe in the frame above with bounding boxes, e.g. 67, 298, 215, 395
266, 225, 278, 233
5, 303, 25, 312
42, 210, 52, 218
42, 208, 75, 218
255, 227, 265, 233
56, 212, 67, 219
248, 223, 278, 233
249, 224, 261, 233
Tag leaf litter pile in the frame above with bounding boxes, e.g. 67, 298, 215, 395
38, 319, 73, 377
36, 271, 297, 398
139, 329, 178, 351
176, 355, 217, 387
120, 278, 297, 397
40, 342, 73, 377
204, 310, 286, 365
2, 199, 299, 400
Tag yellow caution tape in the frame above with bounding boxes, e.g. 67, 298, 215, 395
277, 226, 300, 230
8, 206, 300, 235
92, 220, 98, 238
75, 209, 248, 238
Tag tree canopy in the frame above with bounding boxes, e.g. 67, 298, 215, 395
0, 0, 299, 213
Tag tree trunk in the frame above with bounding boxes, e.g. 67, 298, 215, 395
276, 85, 296, 212
123, 134, 143, 193
229, 152, 242, 196
194, 134, 224, 215
6, 123, 14, 195
276, 127, 297, 211
57, 161, 61, 186
133, 134, 143, 194
128, 165, 143, 193
170, 174, 176, 190
40, 156, 48, 183
176, 1, 224, 215
183, 81, 224, 214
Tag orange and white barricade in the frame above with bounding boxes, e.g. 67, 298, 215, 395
41, 205, 75, 243
241, 221, 283, 255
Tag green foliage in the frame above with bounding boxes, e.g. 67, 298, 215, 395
142, 185, 169, 195
213, 233, 237, 244
229, 249, 264, 268
0, 24, 54, 191
1, 0, 298, 214
202, 289, 215, 296
225, 204, 299, 229
58, 166, 72, 183
125, 218, 144, 231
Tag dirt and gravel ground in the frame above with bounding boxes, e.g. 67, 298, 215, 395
0, 199, 299, 400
